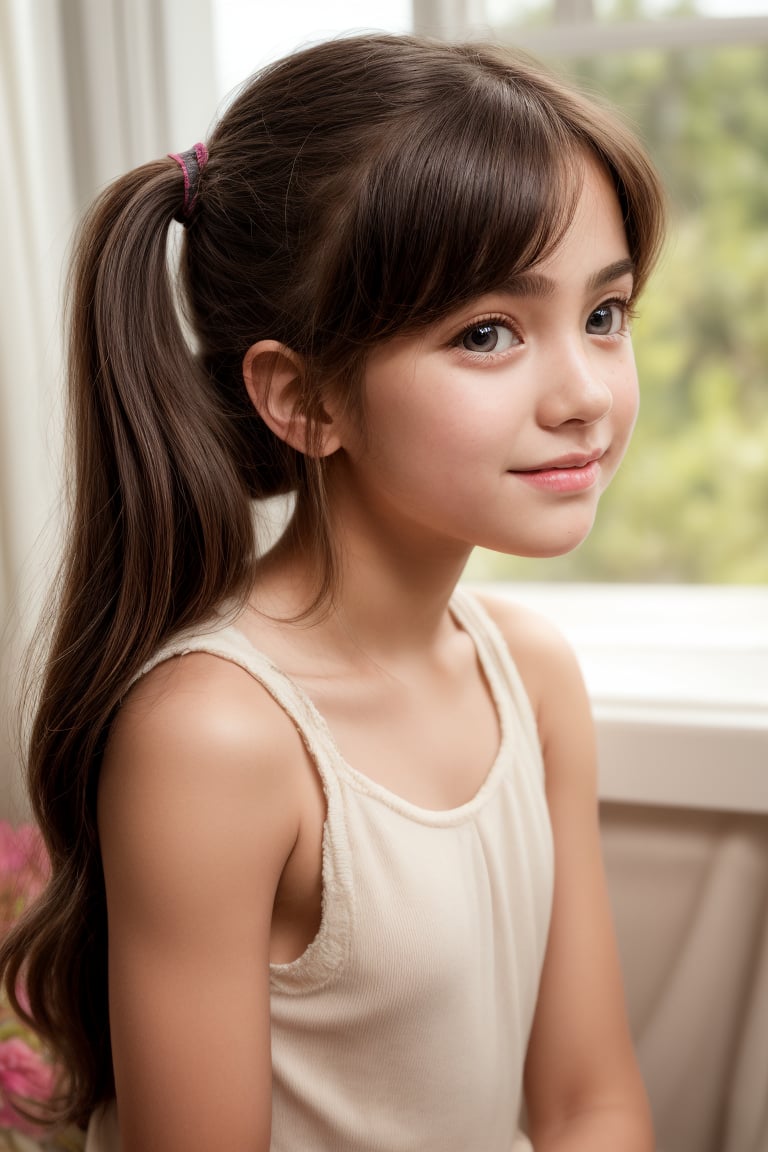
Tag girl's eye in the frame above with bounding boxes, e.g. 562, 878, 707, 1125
586, 301, 628, 337
459, 322, 519, 354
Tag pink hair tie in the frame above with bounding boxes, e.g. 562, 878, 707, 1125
168, 142, 209, 224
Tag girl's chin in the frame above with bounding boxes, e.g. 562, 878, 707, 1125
512, 542, 592, 561
491, 514, 600, 560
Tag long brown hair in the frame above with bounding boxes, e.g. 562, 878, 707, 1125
0, 34, 665, 1128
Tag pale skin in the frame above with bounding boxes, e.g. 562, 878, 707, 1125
98, 159, 654, 1150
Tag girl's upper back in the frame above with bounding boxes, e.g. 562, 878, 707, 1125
89, 589, 553, 1152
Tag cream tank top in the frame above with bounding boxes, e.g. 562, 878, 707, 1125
86, 589, 553, 1152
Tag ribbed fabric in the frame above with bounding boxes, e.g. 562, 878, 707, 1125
86, 589, 553, 1151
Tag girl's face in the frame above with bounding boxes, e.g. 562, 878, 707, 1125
330, 160, 639, 561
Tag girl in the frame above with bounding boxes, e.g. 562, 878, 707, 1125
1, 33, 664, 1152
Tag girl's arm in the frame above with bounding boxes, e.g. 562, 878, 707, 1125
98, 653, 305, 1152
480, 597, 654, 1152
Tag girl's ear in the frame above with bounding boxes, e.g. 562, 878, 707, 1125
242, 340, 342, 457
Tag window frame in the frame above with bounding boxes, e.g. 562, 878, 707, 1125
475, 583, 768, 816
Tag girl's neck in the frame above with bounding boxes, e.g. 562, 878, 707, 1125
250, 502, 472, 664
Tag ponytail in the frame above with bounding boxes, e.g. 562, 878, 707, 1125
0, 157, 259, 1126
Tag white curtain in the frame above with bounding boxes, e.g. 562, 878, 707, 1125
0, 0, 216, 816
602, 802, 768, 1152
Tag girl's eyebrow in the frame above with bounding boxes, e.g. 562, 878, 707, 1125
586, 258, 636, 292
498, 257, 636, 299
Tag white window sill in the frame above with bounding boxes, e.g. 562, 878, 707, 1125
471, 584, 768, 816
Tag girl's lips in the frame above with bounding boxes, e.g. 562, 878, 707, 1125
510, 458, 602, 492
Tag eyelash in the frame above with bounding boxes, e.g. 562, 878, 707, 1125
587, 295, 637, 337
451, 295, 638, 360
450, 314, 521, 361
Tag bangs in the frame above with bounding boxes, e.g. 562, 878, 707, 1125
225, 34, 665, 377
318, 74, 585, 347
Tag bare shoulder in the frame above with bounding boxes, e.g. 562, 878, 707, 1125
106, 649, 304, 775
472, 590, 595, 787
472, 591, 585, 711
99, 650, 306, 908
108, 647, 301, 763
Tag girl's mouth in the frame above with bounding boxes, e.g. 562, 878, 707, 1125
510, 458, 602, 492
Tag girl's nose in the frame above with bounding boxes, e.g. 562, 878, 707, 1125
537, 345, 614, 428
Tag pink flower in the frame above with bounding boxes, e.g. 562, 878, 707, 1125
0, 823, 50, 931
0, 1037, 55, 1135
0, 823, 49, 887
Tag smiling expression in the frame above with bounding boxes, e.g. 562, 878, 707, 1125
327, 159, 640, 562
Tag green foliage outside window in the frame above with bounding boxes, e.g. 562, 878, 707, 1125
467, 2, 768, 584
